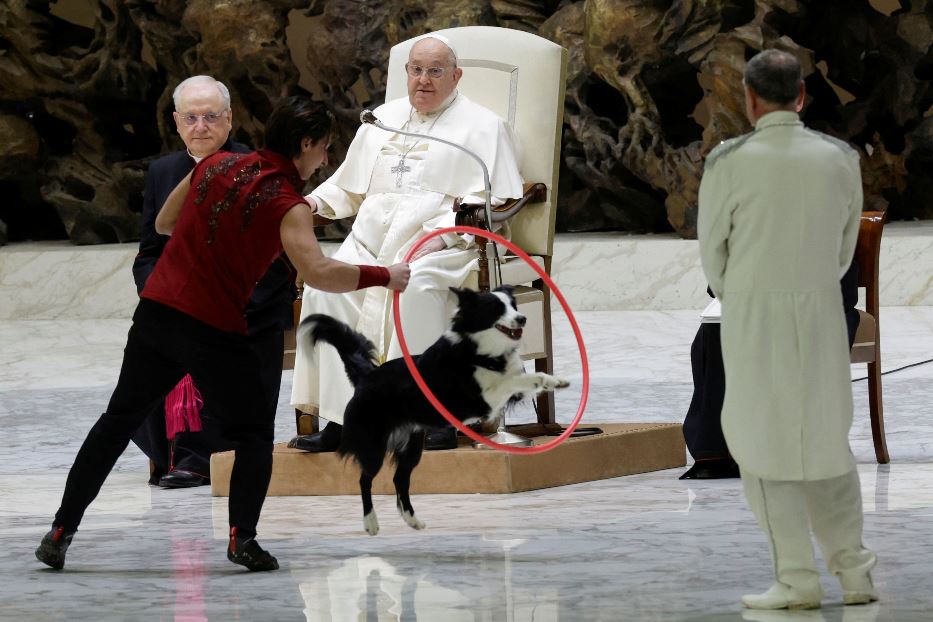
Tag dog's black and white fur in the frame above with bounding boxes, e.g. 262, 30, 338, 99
301, 285, 569, 535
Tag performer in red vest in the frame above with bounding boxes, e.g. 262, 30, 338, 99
36, 96, 410, 572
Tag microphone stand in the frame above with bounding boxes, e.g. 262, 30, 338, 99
360, 109, 531, 449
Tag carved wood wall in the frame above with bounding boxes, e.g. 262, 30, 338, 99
0, 0, 929, 245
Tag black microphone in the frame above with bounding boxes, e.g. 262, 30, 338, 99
360, 109, 378, 125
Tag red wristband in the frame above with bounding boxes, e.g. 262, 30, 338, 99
356, 265, 391, 289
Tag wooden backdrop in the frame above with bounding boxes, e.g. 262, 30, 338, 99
0, 0, 928, 245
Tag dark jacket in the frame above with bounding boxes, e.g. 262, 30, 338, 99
133, 139, 295, 335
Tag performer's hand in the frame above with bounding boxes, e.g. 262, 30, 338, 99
386, 262, 411, 291
410, 237, 446, 262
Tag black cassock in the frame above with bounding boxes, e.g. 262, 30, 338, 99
682, 261, 861, 473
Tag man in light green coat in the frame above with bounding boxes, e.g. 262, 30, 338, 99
698, 49, 876, 611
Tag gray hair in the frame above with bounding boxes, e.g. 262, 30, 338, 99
172, 75, 231, 111
744, 49, 802, 105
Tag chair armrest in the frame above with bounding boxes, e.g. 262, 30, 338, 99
453, 182, 547, 229
312, 214, 334, 228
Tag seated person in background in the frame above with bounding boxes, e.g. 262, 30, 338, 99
680, 260, 860, 479
132, 75, 295, 489
289, 32, 524, 452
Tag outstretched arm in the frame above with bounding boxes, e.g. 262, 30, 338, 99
280, 203, 409, 292
155, 171, 193, 235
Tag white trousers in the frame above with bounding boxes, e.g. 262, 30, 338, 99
290, 281, 454, 425
741, 467, 876, 597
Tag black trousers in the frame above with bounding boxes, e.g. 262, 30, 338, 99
131, 326, 284, 478
54, 299, 276, 539
683, 262, 861, 462
682, 322, 730, 462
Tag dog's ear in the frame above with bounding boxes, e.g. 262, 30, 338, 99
449, 287, 477, 303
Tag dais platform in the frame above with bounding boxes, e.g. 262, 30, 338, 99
210, 422, 685, 496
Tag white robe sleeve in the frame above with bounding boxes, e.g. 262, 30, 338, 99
307, 182, 363, 220
697, 159, 733, 298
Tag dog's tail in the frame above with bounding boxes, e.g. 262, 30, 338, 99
300, 313, 378, 386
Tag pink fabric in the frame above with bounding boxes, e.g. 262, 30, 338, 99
165, 374, 203, 440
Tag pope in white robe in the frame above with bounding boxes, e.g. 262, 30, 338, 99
290, 35, 523, 446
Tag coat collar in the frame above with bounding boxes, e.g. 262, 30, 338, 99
755, 110, 802, 130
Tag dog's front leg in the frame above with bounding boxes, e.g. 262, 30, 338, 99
488, 372, 570, 406
526, 372, 570, 393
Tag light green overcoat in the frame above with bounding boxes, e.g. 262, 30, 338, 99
697, 110, 863, 481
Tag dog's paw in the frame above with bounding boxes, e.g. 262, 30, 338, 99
399, 509, 426, 531
540, 374, 570, 391
363, 511, 380, 536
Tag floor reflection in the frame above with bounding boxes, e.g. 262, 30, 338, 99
296, 555, 470, 621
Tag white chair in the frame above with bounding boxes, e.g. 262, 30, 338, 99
385, 27, 568, 424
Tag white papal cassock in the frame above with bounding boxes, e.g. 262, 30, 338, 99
290, 92, 524, 423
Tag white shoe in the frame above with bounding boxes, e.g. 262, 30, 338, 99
838, 554, 878, 605
741, 583, 822, 610
843, 587, 878, 606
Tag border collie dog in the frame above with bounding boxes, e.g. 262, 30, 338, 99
301, 285, 569, 535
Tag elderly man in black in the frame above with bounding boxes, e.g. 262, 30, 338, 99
131, 75, 294, 489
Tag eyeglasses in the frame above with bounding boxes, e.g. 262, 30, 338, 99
178, 111, 228, 126
405, 63, 451, 79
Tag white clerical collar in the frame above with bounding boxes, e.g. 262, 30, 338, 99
413, 91, 458, 123
188, 149, 205, 163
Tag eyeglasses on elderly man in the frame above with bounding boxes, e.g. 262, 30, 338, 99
178, 111, 229, 126
404, 64, 453, 79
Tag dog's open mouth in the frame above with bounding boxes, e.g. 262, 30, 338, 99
495, 324, 523, 340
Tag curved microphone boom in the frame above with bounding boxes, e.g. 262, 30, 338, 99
358, 108, 502, 285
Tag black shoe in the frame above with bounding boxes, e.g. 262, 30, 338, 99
679, 458, 740, 480
288, 421, 341, 452
159, 469, 210, 488
36, 526, 74, 570
425, 427, 458, 450
227, 528, 278, 572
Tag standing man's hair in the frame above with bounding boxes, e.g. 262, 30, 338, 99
264, 96, 335, 159
172, 75, 231, 110
744, 49, 802, 105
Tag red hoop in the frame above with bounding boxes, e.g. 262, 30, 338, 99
392, 225, 589, 454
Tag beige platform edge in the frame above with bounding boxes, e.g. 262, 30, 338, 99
210, 423, 685, 496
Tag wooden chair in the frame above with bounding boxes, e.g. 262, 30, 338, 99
849, 211, 888, 463
385, 27, 568, 424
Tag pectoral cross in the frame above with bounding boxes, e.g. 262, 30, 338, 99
391, 156, 411, 188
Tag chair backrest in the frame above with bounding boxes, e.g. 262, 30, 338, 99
854, 211, 885, 317
849, 211, 885, 363
386, 27, 568, 257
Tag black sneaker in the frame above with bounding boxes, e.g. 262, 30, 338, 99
35, 526, 74, 569
226, 528, 278, 572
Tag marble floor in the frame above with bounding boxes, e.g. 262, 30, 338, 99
1, 308, 932, 621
